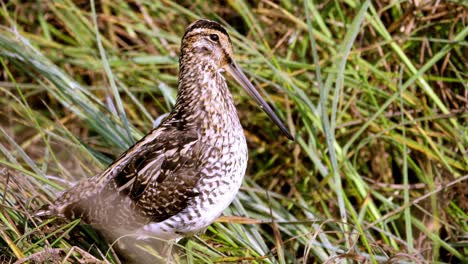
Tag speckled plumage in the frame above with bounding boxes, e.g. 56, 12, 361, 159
37, 19, 291, 241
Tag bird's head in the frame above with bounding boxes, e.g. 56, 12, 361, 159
180, 19, 293, 140
181, 19, 234, 70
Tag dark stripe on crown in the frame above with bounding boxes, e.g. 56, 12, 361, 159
183, 19, 228, 39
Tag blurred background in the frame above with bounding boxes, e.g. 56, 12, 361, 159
0, 0, 466, 263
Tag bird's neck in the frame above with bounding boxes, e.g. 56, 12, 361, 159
168, 63, 241, 135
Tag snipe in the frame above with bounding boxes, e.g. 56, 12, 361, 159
36, 19, 292, 242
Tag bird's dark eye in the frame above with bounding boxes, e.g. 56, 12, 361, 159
209, 34, 219, 41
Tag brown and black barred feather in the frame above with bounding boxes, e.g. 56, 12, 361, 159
58, 117, 203, 230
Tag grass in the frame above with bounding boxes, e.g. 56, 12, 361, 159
0, 0, 467, 263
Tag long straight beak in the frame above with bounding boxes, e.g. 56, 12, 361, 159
226, 62, 293, 140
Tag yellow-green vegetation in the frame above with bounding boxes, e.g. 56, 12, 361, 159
0, 0, 466, 263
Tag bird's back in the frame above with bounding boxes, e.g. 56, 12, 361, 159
42, 72, 247, 240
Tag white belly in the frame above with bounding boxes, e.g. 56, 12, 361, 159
139, 133, 248, 240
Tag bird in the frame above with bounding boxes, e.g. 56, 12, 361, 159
36, 19, 293, 245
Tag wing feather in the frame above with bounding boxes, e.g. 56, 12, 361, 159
109, 124, 202, 223
58, 122, 203, 229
